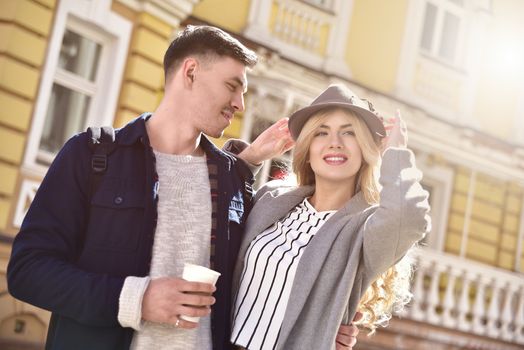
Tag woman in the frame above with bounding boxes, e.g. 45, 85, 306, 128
230, 84, 430, 349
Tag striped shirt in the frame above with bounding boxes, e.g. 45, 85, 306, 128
231, 198, 335, 350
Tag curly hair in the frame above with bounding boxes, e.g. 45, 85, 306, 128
356, 253, 415, 334
292, 107, 415, 333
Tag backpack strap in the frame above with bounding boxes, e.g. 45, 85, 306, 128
86, 126, 118, 203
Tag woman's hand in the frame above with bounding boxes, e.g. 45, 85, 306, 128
382, 109, 408, 154
335, 312, 362, 350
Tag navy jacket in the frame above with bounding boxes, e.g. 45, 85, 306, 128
7, 115, 253, 350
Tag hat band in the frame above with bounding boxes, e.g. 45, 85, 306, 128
315, 97, 373, 112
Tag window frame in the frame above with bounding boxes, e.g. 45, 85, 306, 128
417, 157, 455, 251
37, 18, 112, 164
419, 0, 467, 67
395, 0, 492, 124
23, 0, 131, 174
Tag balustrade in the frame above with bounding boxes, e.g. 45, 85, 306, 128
404, 249, 524, 344
272, 0, 331, 53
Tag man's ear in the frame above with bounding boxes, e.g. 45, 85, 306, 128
182, 57, 198, 85
187, 67, 194, 82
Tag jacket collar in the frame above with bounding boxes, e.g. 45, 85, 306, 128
241, 185, 370, 260
115, 113, 151, 146
116, 113, 233, 168
244, 186, 313, 246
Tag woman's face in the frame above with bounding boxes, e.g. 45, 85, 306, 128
308, 110, 363, 186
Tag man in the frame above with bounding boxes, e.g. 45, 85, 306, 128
8, 25, 358, 349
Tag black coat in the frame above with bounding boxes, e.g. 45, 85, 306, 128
7, 114, 253, 350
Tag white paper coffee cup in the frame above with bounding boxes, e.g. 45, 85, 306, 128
180, 263, 221, 322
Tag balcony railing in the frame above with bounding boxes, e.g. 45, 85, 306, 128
403, 249, 524, 344
271, 0, 332, 53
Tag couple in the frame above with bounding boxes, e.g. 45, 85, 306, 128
7, 25, 430, 350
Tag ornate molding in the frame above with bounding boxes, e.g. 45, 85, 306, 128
115, 0, 201, 27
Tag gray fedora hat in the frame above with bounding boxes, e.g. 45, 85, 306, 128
288, 84, 386, 142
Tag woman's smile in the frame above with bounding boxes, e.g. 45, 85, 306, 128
323, 153, 348, 165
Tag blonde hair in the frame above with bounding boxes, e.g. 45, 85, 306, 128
292, 108, 380, 204
291, 107, 414, 334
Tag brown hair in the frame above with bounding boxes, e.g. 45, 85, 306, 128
163, 25, 258, 81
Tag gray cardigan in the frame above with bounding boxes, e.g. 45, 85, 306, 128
231, 148, 431, 350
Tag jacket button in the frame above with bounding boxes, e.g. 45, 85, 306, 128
114, 196, 123, 205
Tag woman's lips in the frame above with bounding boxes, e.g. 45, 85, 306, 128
323, 154, 348, 165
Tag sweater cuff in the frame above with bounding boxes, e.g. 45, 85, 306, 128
118, 276, 151, 330
223, 139, 262, 175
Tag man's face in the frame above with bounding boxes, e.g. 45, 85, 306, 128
190, 56, 248, 138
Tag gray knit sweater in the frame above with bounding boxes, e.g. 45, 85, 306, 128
118, 151, 212, 350
232, 148, 431, 349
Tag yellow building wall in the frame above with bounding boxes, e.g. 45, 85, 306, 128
0, 313, 47, 347
346, 0, 408, 93
111, 4, 174, 128
445, 166, 523, 271
0, 4, 244, 342
193, 0, 251, 33
472, 0, 524, 140
0, 0, 56, 345
0, 0, 55, 235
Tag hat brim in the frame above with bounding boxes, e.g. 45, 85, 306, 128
288, 102, 386, 143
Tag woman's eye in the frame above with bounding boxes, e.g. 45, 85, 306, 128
226, 83, 236, 91
314, 131, 327, 137
343, 130, 355, 136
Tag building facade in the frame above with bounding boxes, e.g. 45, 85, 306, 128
0, 0, 523, 349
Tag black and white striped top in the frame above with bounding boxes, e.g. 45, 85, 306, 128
231, 198, 335, 350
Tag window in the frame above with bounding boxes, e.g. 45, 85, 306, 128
419, 0, 465, 65
39, 28, 103, 162
24, 0, 131, 170
418, 158, 454, 251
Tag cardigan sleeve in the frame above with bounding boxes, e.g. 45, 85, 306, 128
361, 147, 431, 278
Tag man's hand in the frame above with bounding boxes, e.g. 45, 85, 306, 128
336, 312, 363, 350
141, 277, 216, 329
238, 118, 294, 165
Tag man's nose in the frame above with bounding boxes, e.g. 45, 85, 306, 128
232, 92, 245, 112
